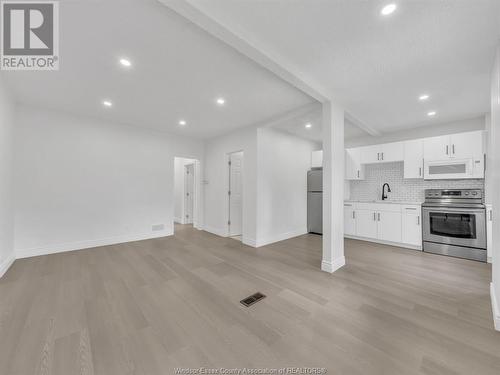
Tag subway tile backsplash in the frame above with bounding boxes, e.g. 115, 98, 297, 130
349, 161, 484, 202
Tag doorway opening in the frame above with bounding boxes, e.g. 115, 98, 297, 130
227, 151, 243, 241
174, 157, 200, 233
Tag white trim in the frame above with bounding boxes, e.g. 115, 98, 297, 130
488, 256, 492, 264
174, 216, 184, 224
344, 235, 422, 251
0, 252, 15, 278
242, 237, 257, 247
321, 256, 346, 273
491, 283, 500, 331
16, 230, 174, 259
203, 225, 228, 238
255, 228, 307, 247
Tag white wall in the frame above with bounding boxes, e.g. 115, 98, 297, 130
14, 106, 204, 258
490, 45, 500, 331
256, 127, 317, 246
346, 116, 486, 148
204, 126, 257, 245
0, 74, 15, 276
174, 157, 197, 224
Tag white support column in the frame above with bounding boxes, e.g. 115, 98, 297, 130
322, 101, 345, 273
490, 45, 500, 331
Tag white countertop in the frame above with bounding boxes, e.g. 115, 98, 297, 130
345, 199, 423, 205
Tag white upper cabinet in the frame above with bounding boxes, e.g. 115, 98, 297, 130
449, 131, 483, 159
345, 148, 364, 180
423, 135, 450, 160
311, 150, 323, 168
403, 139, 424, 179
423, 131, 484, 160
360, 142, 404, 164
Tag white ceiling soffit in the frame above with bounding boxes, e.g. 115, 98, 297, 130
3, 0, 314, 139
160, 0, 380, 137
166, 0, 500, 135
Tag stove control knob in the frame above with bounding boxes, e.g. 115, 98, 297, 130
472, 192, 477, 195
465, 192, 469, 196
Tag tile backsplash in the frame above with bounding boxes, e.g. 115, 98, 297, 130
349, 161, 484, 202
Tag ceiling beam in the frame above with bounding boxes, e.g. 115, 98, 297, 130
159, 0, 381, 137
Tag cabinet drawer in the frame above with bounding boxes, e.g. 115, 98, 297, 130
357, 202, 401, 212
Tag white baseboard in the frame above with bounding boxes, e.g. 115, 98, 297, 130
16, 229, 174, 259
243, 237, 257, 247
203, 225, 228, 238
0, 252, 16, 278
488, 256, 492, 264
491, 283, 500, 331
174, 217, 184, 224
345, 235, 422, 251
255, 228, 307, 247
321, 256, 346, 273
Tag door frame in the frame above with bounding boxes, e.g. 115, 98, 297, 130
184, 163, 195, 224
226, 150, 244, 237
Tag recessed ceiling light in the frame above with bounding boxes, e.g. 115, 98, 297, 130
119, 58, 132, 67
305, 123, 312, 129
179, 120, 187, 126
419, 94, 430, 101
381, 3, 397, 16
427, 111, 436, 117
103, 100, 113, 107
216, 97, 226, 105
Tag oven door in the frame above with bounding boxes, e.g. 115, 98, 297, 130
422, 206, 486, 249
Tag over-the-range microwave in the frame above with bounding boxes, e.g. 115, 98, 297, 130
423, 158, 484, 179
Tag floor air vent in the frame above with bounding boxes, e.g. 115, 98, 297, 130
240, 292, 266, 307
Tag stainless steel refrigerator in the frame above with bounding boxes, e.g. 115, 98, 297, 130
307, 169, 322, 234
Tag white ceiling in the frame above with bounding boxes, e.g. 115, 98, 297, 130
187, 0, 500, 134
2, 0, 314, 139
270, 107, 365, 143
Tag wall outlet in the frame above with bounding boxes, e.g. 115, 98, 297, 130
152, 224, 165, 232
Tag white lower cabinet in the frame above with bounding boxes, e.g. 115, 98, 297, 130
355, 209, 378, 238
345, 202, 422, 249
487, 204, 492, 263
401, 205, 422, 246
378, 211, 402, 243
344, 203, 356, 236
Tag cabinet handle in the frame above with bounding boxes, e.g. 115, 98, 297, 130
446, 145, 449, 155
373, 212, 376, 221
452, 144, 455, 155
417, 216, 420, 225
419, 167, 422, 177
377, 152, 380, 161
381, 152, 384, 160
377, 213, 380, 221
357, 170, 360, 178
352, 211, 355, 219
490, 210, 492, 221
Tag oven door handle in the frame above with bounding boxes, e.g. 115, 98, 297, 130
422, 207, 485, 214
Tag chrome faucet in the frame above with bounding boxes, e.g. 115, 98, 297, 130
382, 183, 391, 200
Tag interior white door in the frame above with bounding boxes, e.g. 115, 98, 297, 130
229, 152, 243, 236
184, 164, 194, 224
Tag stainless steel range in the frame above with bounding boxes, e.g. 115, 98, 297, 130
422, 189, 486, 262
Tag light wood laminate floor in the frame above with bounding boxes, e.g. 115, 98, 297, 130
1, 224, 499, 375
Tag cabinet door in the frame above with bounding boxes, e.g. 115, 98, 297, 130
344, 204, 356, 236
423, 135, 450, 160
401, 206, 422, 247
311, 150, 323, 168
345, 148, 364, 180
450, 131, 483, 159
377, 211, 402, 243
355, 209, 377, 238
360, 145, 379, 164
487, 205, 492, 261
403, 139, 424, 178
379, 142, 404, 163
